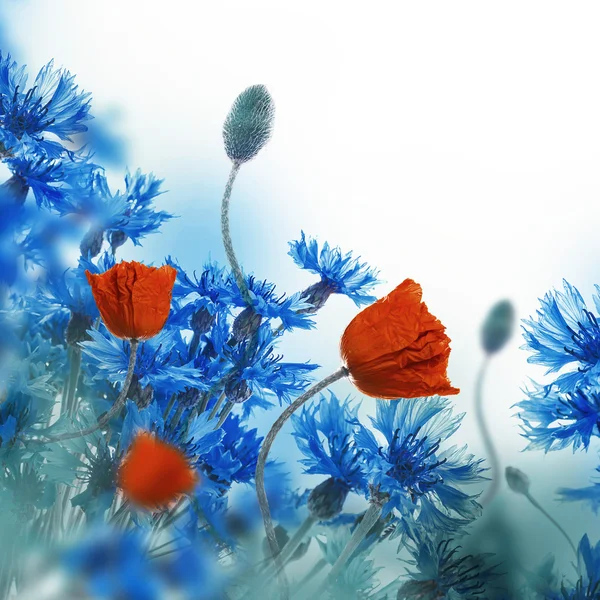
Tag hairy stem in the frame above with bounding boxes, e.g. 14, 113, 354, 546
526, 491, 577, 557
221, 161, 251, 305
474, 357, 500, 505
255, 367, 348, 600
30, 340, 139, 443
320, 499, 384, 591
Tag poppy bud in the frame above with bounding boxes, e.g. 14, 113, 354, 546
0, 174, 28, 205
307, 477, 349, 521
117, 432, 197, 510
340, 279, 459, 399
65, 311, 93, 346
481, 300, 515, 355
191, 307, 216, 335
225, 379, 253, 404
505, 466, 530, 496
108, 229, 128, 253
231, 307, 262, 343
80, 227, 105, 258
85, 260, 176, 340
223, 85, 275, 164
299, 281, 333, 313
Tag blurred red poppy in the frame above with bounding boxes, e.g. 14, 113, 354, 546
86, 260, 176, 340
340, 278, 459, 399
118, 433, 197, 510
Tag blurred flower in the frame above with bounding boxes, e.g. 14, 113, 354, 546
481, 299, 515, 355
558, 463, 600, 514
223, 84, 275, 163
505, 466, 531, 496
118, 432, 198, 510
341, 279, 460, 399
397, 534, 498, 600
516, 382, 600, 452
522, 280, 600, 393
355, 398, 485, 534
288, 231, 381, 308
86, 260, 176, 340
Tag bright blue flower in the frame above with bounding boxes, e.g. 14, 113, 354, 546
200, 414, 262, 487
288, 231, 381, 308
230, 274, 315, 332
522, 281, 600, 393
355, 398, 485, 534
292, 391, 367, 492
81, 328, 207, 396
398, 534, 498, 599
0, 54, 91, 155
516, 382, 600, 452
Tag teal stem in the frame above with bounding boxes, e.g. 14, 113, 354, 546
293, 559, 327, 598
525, 491, 577, 557
214, 400, 234, 429
221, 161, 252, 305
474, 357, 500, 505
255, 367, 348, 600
64, 347, 82, 417
208, 391, 226, 421
29, 340, 139, 443
319, 497, 385, 591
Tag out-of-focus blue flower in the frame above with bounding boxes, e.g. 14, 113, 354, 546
61, 527, 162, 600
397, 534, 498, 599
558, 464, 600, 513
516, 382, 600, 452
356, 398, 485, 535
522, 281, 600, 393
288, 231, 380, 308
292, 391, 367, 491
0, 53, 91, 155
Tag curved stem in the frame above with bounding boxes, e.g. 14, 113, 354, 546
255, 366, 348, 599
30, 340, 139, 443
263, 515, 317, 579
525, 491, 577, 557
221, 161, 252, 305
319, 499, 384, 591
474, 356, 500, 505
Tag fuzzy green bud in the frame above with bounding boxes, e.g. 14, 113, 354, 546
481, 299, 515, 354
506, 466, 530, 496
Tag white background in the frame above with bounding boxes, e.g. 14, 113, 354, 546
5, 0, 600, 580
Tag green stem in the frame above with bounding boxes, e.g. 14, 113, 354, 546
263, 515, 317, 578
255, 367, 348, 600
163, 393, 177, 419
215, 400, 234, 429
320, 498, 385, 591
221, 161, 251, 305
474, 357, 500, 505
64, 347, 82, 417
525, 491, 577, 557
29, 340, 139, 443
208, 391, 226, 420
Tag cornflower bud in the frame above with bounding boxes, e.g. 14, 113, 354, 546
80, 227, 105, 258
307, 477, 350, 521
65, 311, 93, 346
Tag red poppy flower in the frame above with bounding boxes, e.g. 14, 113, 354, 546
117, 433, 198, 510
340, 279, 459, 399
85, 260, 177, 340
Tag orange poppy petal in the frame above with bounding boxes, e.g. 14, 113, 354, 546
117, 433, 197, 510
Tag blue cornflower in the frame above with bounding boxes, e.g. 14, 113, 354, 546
516, 382, 600, 452
292, 392, 367, 519
229, 274, 315, 332
200, 414, 262, 487
0, 53, 91, 157
355, 398, 485, 534
288, 231, 380, 308
397, 534, 498, 600
81, 328, 207, 397
522, 281, 600, 393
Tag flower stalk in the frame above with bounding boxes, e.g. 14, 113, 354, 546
255, 366, 348, 599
